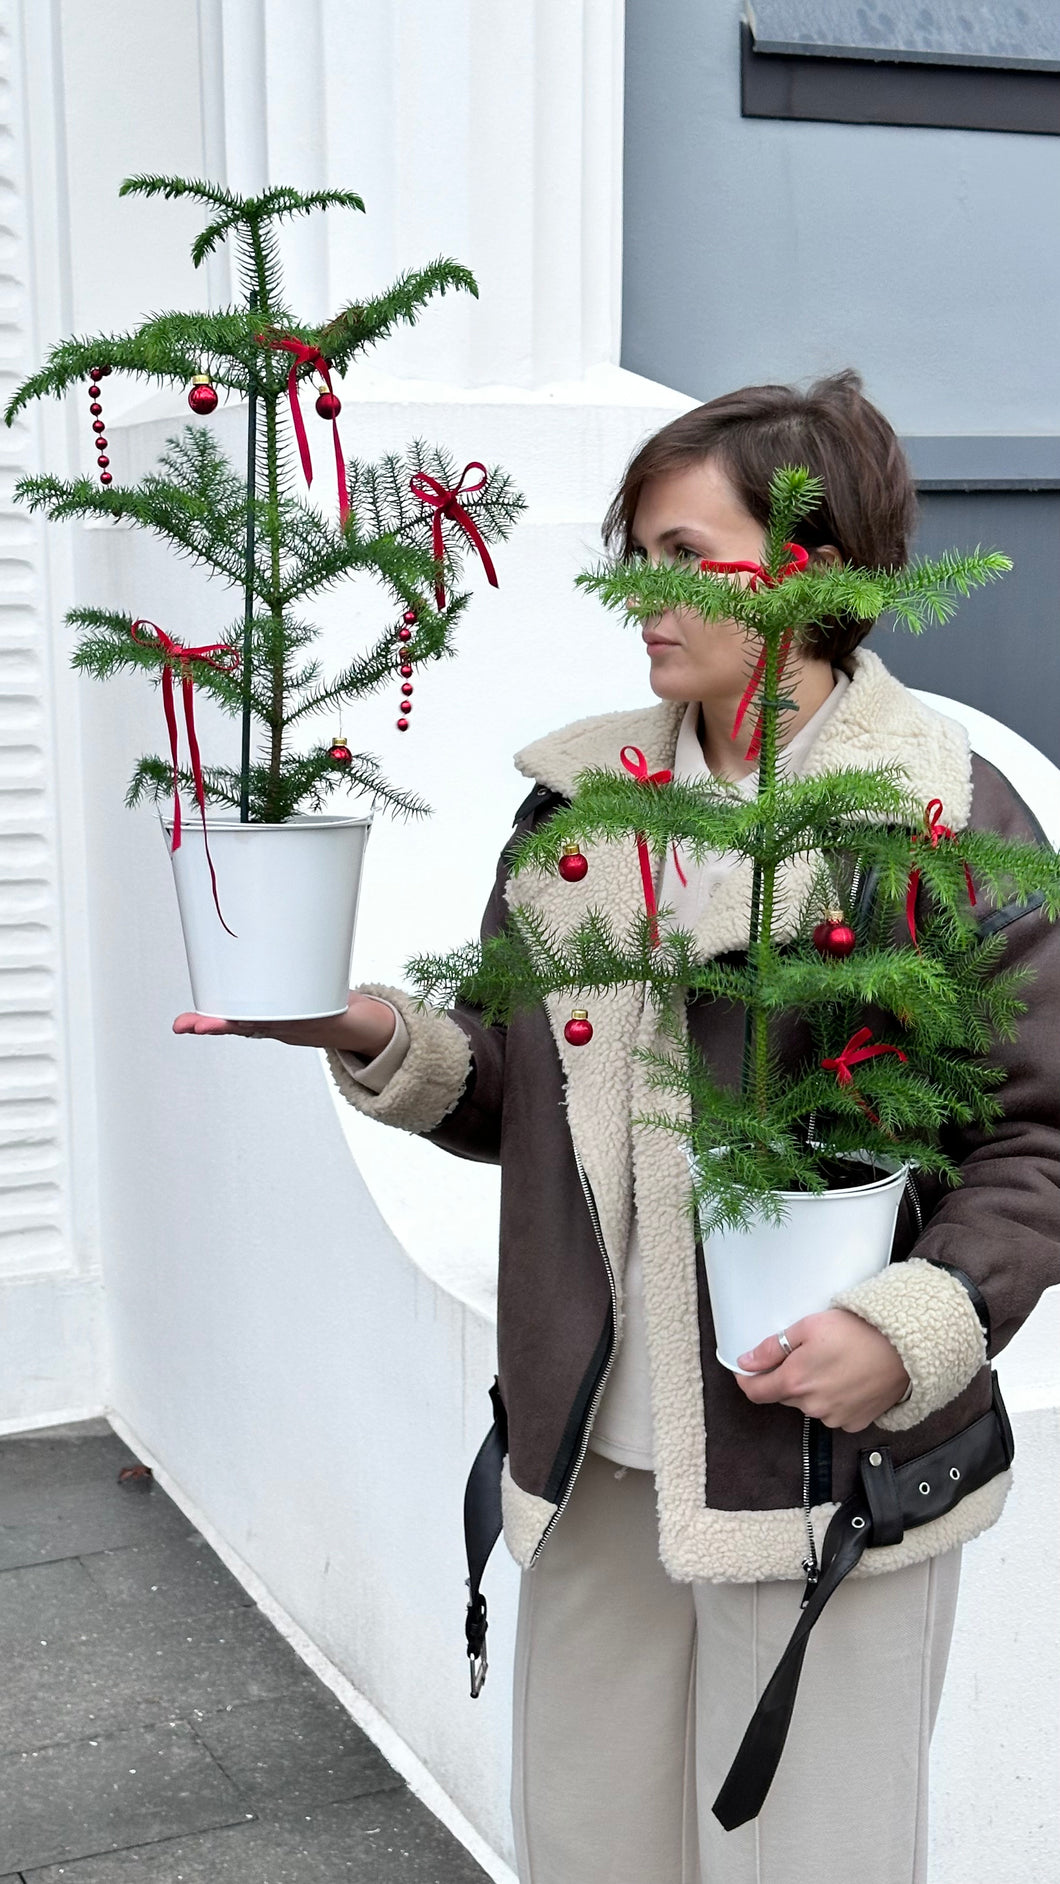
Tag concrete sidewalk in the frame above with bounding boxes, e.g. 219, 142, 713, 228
0, 1420, 492, 1882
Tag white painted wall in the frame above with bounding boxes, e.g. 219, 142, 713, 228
6, 0, 1059, 1875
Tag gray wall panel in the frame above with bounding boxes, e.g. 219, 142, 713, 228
622, 3, 1060, 433
876, 491, 1060, 764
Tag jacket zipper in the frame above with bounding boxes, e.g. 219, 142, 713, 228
529, 1148, 619, 1567
905, 1170, 923, 1236
799, 1413, 820, 1603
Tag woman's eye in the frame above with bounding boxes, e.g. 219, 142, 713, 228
675, 545, 700, 563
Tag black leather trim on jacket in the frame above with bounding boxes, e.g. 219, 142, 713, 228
976, 890, 1046, 939
807, 1419, 833, 1505
931, 1260, 992, 1346
542, 1315, 613, 1505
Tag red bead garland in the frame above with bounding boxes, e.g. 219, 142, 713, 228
87, 364, 112, 484
396, 608, 416, 731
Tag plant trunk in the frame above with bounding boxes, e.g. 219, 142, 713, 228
749, 629, 783, 1119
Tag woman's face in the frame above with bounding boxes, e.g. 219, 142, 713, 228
630, 456, 769, 704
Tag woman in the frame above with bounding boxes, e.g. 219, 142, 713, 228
179, 372, 1060, 1883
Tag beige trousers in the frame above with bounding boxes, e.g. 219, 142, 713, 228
512, 1448, 961, 1884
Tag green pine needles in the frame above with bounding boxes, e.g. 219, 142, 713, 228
408, 466, 1060, 1230
5, 175, 525, 823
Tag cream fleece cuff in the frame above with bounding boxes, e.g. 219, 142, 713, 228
325, 982, 472, 1135
833, 1256, 987, 1431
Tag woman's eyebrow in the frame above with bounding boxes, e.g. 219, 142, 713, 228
657, 524, 706, 544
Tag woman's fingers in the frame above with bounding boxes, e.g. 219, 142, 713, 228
736, 1330, 799, 1373
172, 1012, 239, 1036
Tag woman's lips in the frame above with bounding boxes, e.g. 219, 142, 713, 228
646, 638, 679, 650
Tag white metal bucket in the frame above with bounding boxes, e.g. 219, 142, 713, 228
696, 1159, 907, 1372
163, 813, 372, 1021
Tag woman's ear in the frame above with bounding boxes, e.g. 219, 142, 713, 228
808, 543, 843, 569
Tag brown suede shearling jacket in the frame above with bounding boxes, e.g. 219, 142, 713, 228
330, 649, 1060, 1584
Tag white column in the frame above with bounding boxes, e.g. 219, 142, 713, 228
318, 0, 625, 387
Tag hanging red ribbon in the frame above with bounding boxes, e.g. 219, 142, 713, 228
700, 543, 809, 763
257, 334, 349, 525
905, 798, 977, 949
409, 463, 498, 609
619, 745, 688, 948
821, 1025, 907, 1125
131, 621, 240, 936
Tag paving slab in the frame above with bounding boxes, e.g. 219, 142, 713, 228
0, 1595, 316, 1756
189, 1688, 404, 1808
0, 1559, 100, 1642
0, 1720, 250, 1874
0, 1461, 192, 1573
78, 1541, 255, 1618
24, 1792, 491, 1883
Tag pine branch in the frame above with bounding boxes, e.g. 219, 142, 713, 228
762, 465, 824, 576
317, 262, 478, 371
345, 441, 527, 566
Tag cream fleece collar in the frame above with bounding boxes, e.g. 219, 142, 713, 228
514, 646, 971, 824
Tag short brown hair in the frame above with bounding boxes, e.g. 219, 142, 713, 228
602, 369, 917, 662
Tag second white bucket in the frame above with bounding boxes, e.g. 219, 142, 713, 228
164, 813, 372, 1021
695, 1159, 908, 1371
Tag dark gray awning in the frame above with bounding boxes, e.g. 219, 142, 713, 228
746, 1, 1060, 72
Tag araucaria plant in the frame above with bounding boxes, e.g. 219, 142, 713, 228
408, 466, 1060, 1230
4, 175, 524, 824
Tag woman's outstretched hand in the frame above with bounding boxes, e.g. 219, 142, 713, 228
734, 1308, 910, 1431
172, 991, 397, 1058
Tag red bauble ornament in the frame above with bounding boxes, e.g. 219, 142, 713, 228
812, 915, 857, 959
328, 737, 353, 764
558, 843, 588, 883
564, 1010, 593, 1047
396, 717, 409, 731
188, 378, 218, 415
315, 389, 341, 420
402, 609, 418, 625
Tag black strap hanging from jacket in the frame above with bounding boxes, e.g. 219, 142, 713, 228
464, 1378, 507, 1697
713, 1375, 1014, 1831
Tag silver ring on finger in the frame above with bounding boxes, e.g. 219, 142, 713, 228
776, 1328, 793, 1356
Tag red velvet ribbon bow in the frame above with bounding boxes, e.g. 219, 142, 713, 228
700, 543, 809, 763
131, 620, 239, 935
620, 745, 688, 948
906, 798, 977, 948
821, 1025, 907, 1125
408, 463, 498, 610
257, 335, 349, 525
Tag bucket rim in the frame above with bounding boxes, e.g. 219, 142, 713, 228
160, 811, 373, 833
688, 1146, 909, 1203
